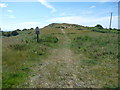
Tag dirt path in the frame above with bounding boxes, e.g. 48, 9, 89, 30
61, 29, 65, 34
19, 29, 108, 88
23, 29, 79, 88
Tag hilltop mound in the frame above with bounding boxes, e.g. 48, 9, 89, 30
44, 23, 84, 28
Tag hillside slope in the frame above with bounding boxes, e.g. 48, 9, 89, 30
2, 23, 118, 88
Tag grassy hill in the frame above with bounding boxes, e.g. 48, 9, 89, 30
2, 23, 119, 88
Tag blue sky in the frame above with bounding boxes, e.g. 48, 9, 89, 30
0, 0, 118, 31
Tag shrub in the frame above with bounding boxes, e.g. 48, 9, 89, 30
78, 28, 83, 30
30, 28, 34, 30
81, 59, 98, 65
9, 44, 26, 51
2, 31, 11, 37
42, 34, 58, 43
15, 29, 21, 31
11, 31, 19, 36
95, 24, 103, 29
55, 27, 61, 28
22, 29, 28, 31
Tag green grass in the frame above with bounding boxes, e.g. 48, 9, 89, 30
68, 31, 118, 88
70, 31, 118, 60
81, 59, 99, 65
103, 85, 119, 88
91, 27, 119, 33
2, 30, 59, 88
3, 71, 28, 88
2, 23, 119, 88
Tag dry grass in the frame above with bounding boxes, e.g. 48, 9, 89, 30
2, 24, 119, 88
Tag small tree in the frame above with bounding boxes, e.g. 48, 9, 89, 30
95, 24, 103, 29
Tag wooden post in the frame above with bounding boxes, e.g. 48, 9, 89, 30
35, 27, 40, 42
37, 33, 39, 42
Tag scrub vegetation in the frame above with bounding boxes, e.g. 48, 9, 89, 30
2, 23, 119, 88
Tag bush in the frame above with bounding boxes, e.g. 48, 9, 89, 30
11, 31, 19, 36
78, 28, 83, 30
92, 28, 118, 33
22, 29, 28, 31
15, 29, 21, 31
9, 44, 26, 51
2, 32, 11, 37
95, 24, 103, 29
2, 31, 19, 37
55, 27, 61, 28
42, 34, 58, 43
81, 59, 98, 65
30, 28, 34, 30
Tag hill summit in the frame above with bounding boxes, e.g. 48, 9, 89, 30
44, 23, 84, 28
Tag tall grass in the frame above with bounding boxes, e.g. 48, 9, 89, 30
71, 32, 118, 60
70, 31, 118, 88
2, 30, 59, 88
2, 24, 119, 88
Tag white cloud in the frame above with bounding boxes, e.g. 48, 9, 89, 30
90, 5, 96, 8
8, 10, 13, 13
1, 16, 118, 31
49, 16, 118, 28
38, 0, 56, 13
1, 21, 48, 31
0, 3, 7, 8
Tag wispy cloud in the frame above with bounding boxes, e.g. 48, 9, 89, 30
7, 10, 13, 13
38, 0, 56, 13
90, 5, 96, 8
0, 3, 7, 8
